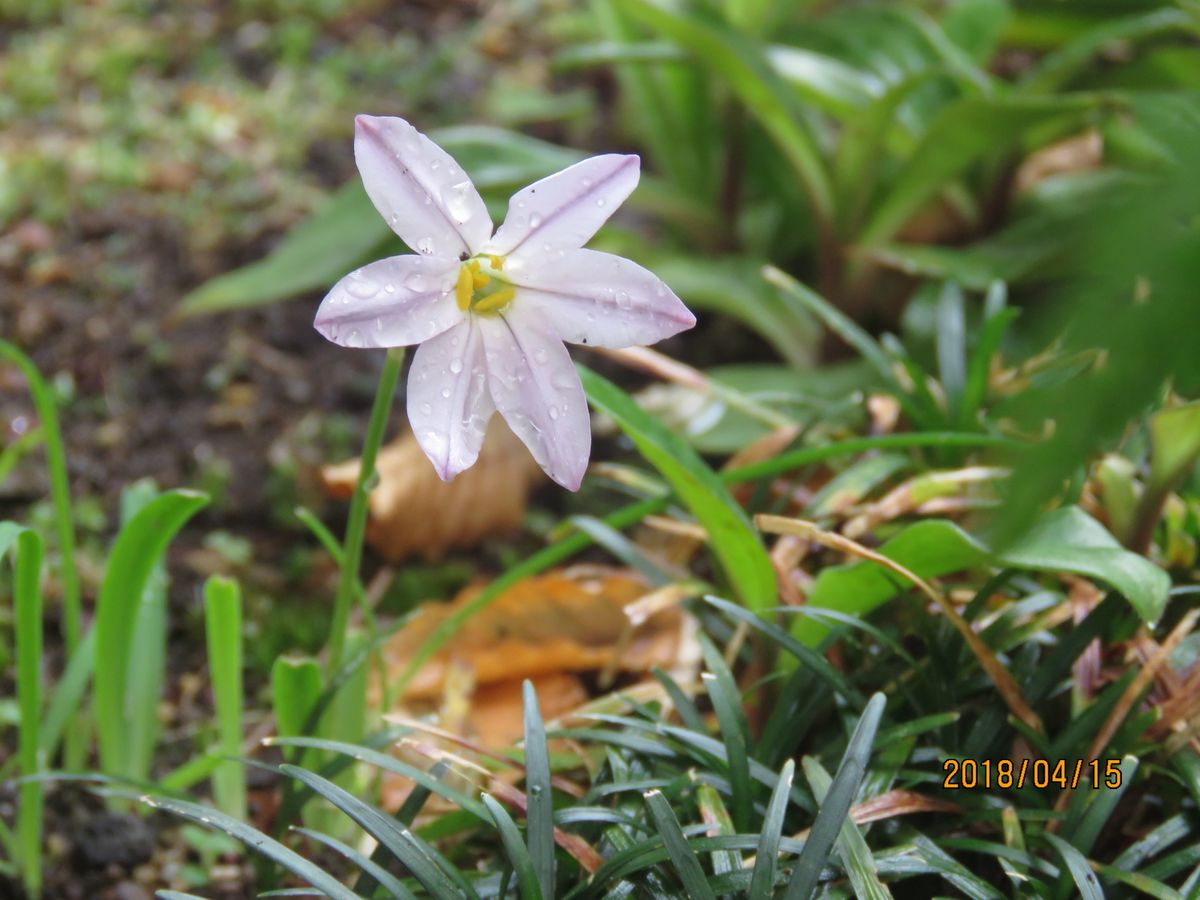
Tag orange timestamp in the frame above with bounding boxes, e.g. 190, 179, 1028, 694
942, 758, 1123, 790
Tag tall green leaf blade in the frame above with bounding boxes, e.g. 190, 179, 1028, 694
134, 793, 363, 900
579, 365, 777, 613
14, 529, 44, 896
785, 693, 886, 900
750, 759, 795, 900
279, 764, 473, 900
643, 789, 718, 900
523, 681, 555, 900
204, 576, 246, 821
93, 490, 209, 779
483, 795, 545, 900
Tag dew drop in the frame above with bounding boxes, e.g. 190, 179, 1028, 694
445, 181, 475, 221
417, 237, 435, 254
529, 213, 543, 228
449, 358, 463, 374
374, 317, 384, 332
406, 272, 427, 292
345, 271, 379, 300
421, 403, 432, 415
549, 405, 560, 420
384, 282, 396, 294
582, 177, 593, 187
533, 347, 548, 364
552, 371, 575, 389
440, 387, 452, 399
595, 198, 606, 208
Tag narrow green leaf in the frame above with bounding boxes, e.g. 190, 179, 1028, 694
1065, 755, 1138, 857
1043, 832, 1104, 900
279, 764, 472, 900
204, 576, 246, 821
483, 795, 544, 900
293, 826, 416, 900
699, 635, 753, 833
0, 341, 81, 658
643, 790, 717, 900
523, 681, 555, 900
750, 759, 795, 900
135, 793, 363, 900
785, 693, 886, 900
579, 365, 776, 613
803, 757, 892, 900
14, 529, 44, 895
94, 490, 209, 779
695, 783, 740, 877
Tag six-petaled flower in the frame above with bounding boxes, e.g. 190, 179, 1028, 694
315, 115, 696, 490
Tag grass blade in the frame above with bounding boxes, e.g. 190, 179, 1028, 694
0, 341, 81, 657
94, 489, 209, 781
204, 575, 246, 821
785, 692, 886, 900
134, 793, 363, 900
750, 758, 795, 900
803, 757, 892, 900
699, 635, 753, 834
523, 681, 556, 900
483, 794, 544, 900
293, 827, 416, 900
643, 789, 717, 900
579, 365, 776, 614
278, 764, 477, 900
1043, 832, 1104, 900
14, 529, 44, 897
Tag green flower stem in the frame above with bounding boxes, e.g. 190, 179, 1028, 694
326, 347, 405, 675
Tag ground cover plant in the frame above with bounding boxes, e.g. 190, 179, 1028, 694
2, 0, 1200, 897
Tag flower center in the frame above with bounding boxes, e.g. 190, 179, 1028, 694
456, 255, 514, 316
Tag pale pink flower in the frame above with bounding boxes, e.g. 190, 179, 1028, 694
314, 116, 696, 490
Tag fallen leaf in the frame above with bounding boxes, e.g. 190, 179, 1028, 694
378, 567, 689, 704
321, 419, 545, 561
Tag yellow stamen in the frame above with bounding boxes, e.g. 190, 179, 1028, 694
472, 271, 491, 290
488, 254, 504, 271
472, 286, 515, 313
455, 266, 473, 311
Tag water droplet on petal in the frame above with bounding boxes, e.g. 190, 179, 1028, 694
384, 282, 396, 294
345, 270, 379, 300
421, 403, 432, 415
449, 358, 463, 374
529, 213, 543, 228
406, 272, 427, 292
440, 387, 451, 399
549, 405, 559, 420
417, 237, 435, 254
533, 347, 548, 364
445, 181, 475, 222
595, 198, 606, 208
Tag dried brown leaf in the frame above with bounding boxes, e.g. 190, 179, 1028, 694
321, 419, 545, 561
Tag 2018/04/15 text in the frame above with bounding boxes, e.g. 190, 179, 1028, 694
942, 758, 1123, 790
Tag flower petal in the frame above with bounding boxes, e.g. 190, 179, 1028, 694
407, 318, 494, 479
355, 115, 492, 259
314, 255, 462, 348
510, 249, 696, 348
485, 154, 640, 268
478, 308, 591, 491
